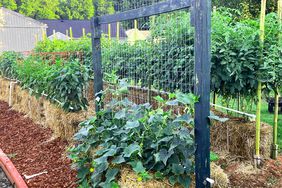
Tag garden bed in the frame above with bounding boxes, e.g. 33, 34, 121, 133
0, 76, 95, 140
0, 101, 77, 187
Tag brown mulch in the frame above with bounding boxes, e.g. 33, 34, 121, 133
0, 101, 77, 188
223, 157, 282, 188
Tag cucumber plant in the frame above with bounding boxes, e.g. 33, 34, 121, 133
69, 80, 197, 188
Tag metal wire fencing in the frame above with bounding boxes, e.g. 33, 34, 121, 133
100, 6, 194, 105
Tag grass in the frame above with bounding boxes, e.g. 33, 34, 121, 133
252, 101, 282, 149
214, 95, 282, 151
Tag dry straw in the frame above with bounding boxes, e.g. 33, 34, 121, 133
0, 77, 95, 140
118, 163, 228, 188
210, 111, 272, 161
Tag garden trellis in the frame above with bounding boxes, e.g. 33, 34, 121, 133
91, 0, 212, 187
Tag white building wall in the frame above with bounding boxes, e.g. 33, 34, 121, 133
0, 8, 46, 53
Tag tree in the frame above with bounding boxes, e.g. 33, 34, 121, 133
213, 0, 277, 18
0, 0, 17, 10
19, 0, 59, 19
59, 0, 94, 20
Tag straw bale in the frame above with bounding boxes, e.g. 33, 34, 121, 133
211, 114, 272, 161
118, 167, 184, 188
29, 95, 45, 125
211, 162, 229, 188
0, 77, 10, 102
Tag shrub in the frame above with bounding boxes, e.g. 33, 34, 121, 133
69, 80, 197, 188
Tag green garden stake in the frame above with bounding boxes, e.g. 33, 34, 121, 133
117, 22, 120, 41
271, 0, 282, 160
82, 28, 86, 37
108, 24, 111, 39
70, 27, 73, 40
271, 88, 279, 159
255, 0, 267, 167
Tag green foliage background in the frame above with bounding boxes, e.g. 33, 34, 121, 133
32, 9, 282, 100
0, 0, 278, 20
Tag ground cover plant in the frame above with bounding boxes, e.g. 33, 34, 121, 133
69, 80, 197, 187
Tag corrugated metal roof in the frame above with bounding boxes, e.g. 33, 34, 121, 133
39, 20, 127, 38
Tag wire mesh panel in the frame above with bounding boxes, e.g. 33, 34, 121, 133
92, 0, 212, 187
100, 6, 194, 106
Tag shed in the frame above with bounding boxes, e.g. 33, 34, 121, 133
39, 20, 127, 39
0, 7, 47, 53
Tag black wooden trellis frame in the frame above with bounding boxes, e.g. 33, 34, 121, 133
91, 0, 211, 187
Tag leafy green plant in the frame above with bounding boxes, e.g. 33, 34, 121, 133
15, 57, 90, 112
47, 60, 90, 111
0, 51, 22, 79
69, 80, 197, 188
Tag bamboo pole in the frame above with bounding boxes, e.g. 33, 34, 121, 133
272, 88, 279, 159
82, 28, 86, 37
117, 22, 120, 41
271, 0, 282, 159
53, 30, 57, 40
108, 24, 111, 39
279, 0, 282, 42
35, 34, 38, 44
134, 19, 138, 42
70, 27, 73, 40
255, 0, 266, 166
41, 28, 46, 41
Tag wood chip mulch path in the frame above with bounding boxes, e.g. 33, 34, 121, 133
0, 101, 77, 188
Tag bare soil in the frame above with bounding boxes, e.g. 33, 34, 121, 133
0, 101, 77, 188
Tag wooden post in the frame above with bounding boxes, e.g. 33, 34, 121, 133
193, 0, 212, 187
91, 4, 103, 112
255, 0, 266, 166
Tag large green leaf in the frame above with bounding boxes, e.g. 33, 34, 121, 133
123, 144, 141, 158
154, 149, 174, 165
